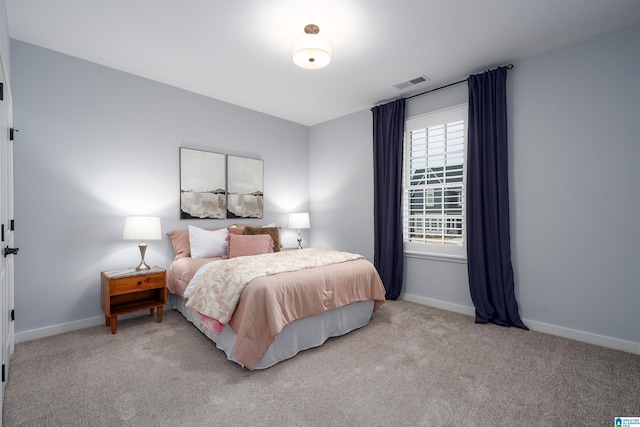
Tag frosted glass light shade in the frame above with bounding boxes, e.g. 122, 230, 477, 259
123, 216, 162, 241
288, 212, 310, 230
292, 34, 332, 69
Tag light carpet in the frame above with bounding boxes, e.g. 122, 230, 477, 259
3, 300, 639, 426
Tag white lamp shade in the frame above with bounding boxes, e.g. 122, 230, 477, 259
292, 34, 332, 69
123, 216, 162, 241
288, 212, 310, 229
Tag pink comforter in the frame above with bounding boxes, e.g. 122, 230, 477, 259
168, 249, 386, 370
185, 249, 365, 329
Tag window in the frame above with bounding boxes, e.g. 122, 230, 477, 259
402, 104, 467, 261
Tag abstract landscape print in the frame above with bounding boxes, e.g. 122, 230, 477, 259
180, 148, 226, 219
226, 155, 263, 219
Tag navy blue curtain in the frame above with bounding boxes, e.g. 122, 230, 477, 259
371, 98, 405, 300
467, 67, 527, 329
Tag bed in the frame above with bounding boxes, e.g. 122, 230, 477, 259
166, 225, 386, 370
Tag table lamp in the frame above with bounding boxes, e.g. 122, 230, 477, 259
123, 216, 161, 270
288, 212, 310, 249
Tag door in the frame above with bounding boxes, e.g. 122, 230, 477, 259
0, 61, 16, 412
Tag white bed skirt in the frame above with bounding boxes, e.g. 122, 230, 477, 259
168, 294, 374, 369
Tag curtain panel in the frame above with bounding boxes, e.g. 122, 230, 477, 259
371, 98, 405, 300
466, 67, 527, 329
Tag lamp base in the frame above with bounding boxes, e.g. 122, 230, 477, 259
135, 261, 151, 271
297, 230, 303, 249
135, 242, 151, 270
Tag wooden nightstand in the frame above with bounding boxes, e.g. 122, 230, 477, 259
101, 266, 166, 334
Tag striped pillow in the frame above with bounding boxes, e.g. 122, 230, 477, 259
228, 234, 274, 258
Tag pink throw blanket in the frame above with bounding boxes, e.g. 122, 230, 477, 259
198, 314, 226, 334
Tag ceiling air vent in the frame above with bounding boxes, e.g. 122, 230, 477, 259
393, 75, 430, 90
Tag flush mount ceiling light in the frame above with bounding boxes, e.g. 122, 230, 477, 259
292, 24, 332, 69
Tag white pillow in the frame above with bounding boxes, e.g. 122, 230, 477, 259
188, 225, 229, 258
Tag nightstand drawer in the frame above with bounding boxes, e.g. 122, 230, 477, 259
109, 273, 165, 294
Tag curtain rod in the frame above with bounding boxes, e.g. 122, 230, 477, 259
405, 63, 513, 101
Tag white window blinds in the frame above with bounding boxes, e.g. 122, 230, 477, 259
403, 104, 467, 259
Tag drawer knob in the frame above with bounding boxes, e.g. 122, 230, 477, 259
137, 280, 142, 286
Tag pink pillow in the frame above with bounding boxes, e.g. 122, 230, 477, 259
227, 226, 245, 235
243, 226, 282, 252
228, 234, 274, 258
167, 229, 191, 258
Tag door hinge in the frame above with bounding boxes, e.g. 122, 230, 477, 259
10, 219, 14, 231
1, 224, 3, 242
11, 309, 15, 321
0, 82, 3, 101
10, 128, 18, 140
2, 364, 5, 382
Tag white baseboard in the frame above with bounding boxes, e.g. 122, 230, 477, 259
14, 311, 149, 343
400, 293, 476, 317
400, 293, 640, 355
522, 318, 640, 355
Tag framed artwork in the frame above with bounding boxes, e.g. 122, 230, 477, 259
179, 148, 226, 219
226, 155, 264, 219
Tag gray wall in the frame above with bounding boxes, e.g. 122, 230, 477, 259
309, 24, 640, 348
509, 24, 640, 344
309, 109, 374, 260
11, 40, 309, 334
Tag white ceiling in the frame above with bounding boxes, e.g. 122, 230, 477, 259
6, 0, 640, 126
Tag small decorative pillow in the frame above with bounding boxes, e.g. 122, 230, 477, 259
227, 226, 245, 235
188, 225, 229, 258
228, 233, 274, 258
243, 226, 282, 252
